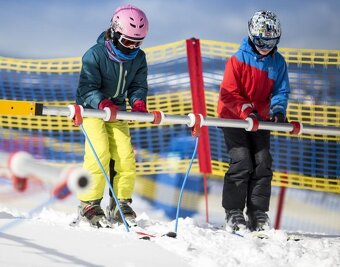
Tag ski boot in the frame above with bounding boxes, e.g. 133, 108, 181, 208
247, 210, 271, 232
77, 199, 112, 228
106, 197, 137, 227
225, 209, 247, 233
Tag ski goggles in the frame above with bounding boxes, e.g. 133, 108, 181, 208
253, 37, 280, 49
118, 35, 144, 49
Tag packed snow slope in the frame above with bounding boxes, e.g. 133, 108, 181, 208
0, 194, 339, 267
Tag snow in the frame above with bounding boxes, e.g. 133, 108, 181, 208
0, 190, 339, 267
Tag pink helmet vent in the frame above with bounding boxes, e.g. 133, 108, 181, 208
111, 4, 149, 39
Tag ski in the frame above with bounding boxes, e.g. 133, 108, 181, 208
250, 231, 269, 239
134, 231, 156, 240
69, 215, 164, 240
245, 230, 302, 241
210, 224, 301, 241
132, 230, 177, 239
69, 214, 113, 229
69, 216, 81, 227
286, 234, 302, 241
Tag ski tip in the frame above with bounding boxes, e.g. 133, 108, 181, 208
165, 231, 177, 238
287, 235, 302, 241
139, 236, 151, 241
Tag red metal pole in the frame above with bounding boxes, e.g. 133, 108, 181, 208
274, 174, 288, 229
274, 186, 286, 229
203, 173, 209, 222
186, 38, 212, 222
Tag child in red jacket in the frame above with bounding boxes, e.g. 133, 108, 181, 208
217, 10, 290, 233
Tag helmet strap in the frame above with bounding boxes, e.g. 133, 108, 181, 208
109, 29, 119, 46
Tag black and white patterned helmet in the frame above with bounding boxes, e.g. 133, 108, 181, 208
248, 10, 281, 42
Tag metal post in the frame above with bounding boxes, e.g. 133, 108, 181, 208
40, 105, 340, 135
186, 38, 212, 223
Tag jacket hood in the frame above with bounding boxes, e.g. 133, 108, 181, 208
97, 31, 106, 45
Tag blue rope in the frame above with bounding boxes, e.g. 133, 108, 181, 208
80, 124, 130, 232
174, 137, 199, 234
0, 197, 57, 233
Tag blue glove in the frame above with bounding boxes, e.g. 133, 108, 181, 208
271, 113, 286, 123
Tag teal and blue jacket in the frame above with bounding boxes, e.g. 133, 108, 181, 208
76, 32, 148, 111
218, 38, 290, 120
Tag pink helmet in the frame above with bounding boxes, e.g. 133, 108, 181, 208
111, 5, 149, 39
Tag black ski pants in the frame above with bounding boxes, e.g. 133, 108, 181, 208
221, 127, 273, 213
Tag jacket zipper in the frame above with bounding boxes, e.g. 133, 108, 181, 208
112, 63, 123, 98
121, 70, 127, 95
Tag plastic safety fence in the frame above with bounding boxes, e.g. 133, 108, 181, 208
0, 40, 339, 219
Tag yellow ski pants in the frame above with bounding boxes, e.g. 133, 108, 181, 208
77, 118, 136, 201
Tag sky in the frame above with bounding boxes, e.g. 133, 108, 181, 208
0, 0, 339, 59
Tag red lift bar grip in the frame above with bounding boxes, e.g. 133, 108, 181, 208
52, 179, 72, 200
192, 113, 202, 137
290, 121, 303, 135
245, 117, 259, 132
7, 153, 28, 192
73, 105, 83, 126
152, 111, 163, 125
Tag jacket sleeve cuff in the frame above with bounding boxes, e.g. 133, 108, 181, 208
271, 105, 285, 116
240, 106, 254, 119
93, 98, 103, 109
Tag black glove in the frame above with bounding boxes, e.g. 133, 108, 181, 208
271, 113, 286, 123
248, 111, 263, 121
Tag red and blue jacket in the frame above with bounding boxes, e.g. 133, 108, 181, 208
217, 38, 290, 120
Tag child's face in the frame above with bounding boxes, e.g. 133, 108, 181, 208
255, 46, 272, 56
